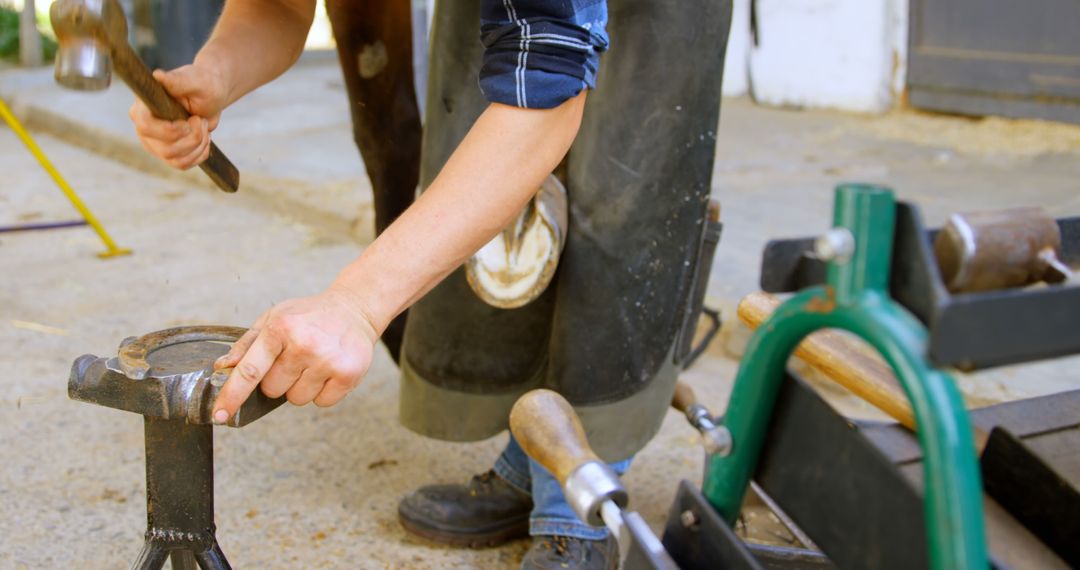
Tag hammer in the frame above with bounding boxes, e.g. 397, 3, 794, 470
50, 0, 240, 193
934, 207, 1071, 294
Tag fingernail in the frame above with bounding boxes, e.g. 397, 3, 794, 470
183, 124, 192, 134
202, 118, 209, 130
213, 409, 228, 424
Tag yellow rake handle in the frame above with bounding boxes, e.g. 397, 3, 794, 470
0, 97, 130, 258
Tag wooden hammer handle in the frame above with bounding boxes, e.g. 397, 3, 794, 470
738, 291, 917, 430
112, 43, 239, 193
739, 291, 992, 452
671, 381, 698, 416
509, 389, 600, 485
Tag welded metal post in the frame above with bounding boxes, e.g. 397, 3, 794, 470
66, 328, 282, 569
702, 185, 987, 570
138, 417, 231, 570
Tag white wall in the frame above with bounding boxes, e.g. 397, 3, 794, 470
747, 0, 908, 113
722, 0, 752, 96
889, 0, 909, 98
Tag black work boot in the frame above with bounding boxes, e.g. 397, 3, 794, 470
520, 535, 619, 570
398, 470, 533, 547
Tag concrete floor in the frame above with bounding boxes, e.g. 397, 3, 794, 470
1, 60, 1079, 568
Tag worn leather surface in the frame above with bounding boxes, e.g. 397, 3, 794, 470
521, 535, 619, 570
397, 470, 532, 544
401, 0, 732, 453
551, 0, 730, 404
404, 0, 558, 395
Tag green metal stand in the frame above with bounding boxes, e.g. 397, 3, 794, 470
703, 185, 987, 569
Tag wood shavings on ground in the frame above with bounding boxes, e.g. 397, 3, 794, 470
858, 110, 1080, 158
10, 319, 68, 336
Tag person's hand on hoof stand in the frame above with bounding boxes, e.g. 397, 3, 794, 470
210, 286, 381, 421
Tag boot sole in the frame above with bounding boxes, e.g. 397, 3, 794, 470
398, 511, 530, 549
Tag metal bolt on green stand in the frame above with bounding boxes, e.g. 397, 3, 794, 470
703, 184, 987, 569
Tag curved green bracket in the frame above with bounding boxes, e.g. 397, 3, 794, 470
703, 185, 987, 569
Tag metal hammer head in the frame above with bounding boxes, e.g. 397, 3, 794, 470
50, 0, 128, 91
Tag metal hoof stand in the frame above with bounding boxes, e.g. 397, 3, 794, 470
703, 185, 987, 569
68, 326, 285, 570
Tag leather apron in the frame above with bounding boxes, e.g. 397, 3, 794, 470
400, 0, 732, 462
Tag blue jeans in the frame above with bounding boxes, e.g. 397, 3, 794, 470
493, 434, 632, 541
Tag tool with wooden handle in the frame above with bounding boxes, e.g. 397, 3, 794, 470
671, 380, 817, 551
738, 291, 917, 430
738, 291, 1080, 567
738, 291, 997, 451
509, 389, 678, 570
671, 381, 731, 456
50, 0, 240, 193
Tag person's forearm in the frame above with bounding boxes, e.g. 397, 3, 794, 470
330, 93, 588, 334
196, 0, 315, 106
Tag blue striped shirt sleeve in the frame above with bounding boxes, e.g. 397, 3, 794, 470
479, 0, 609, 109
